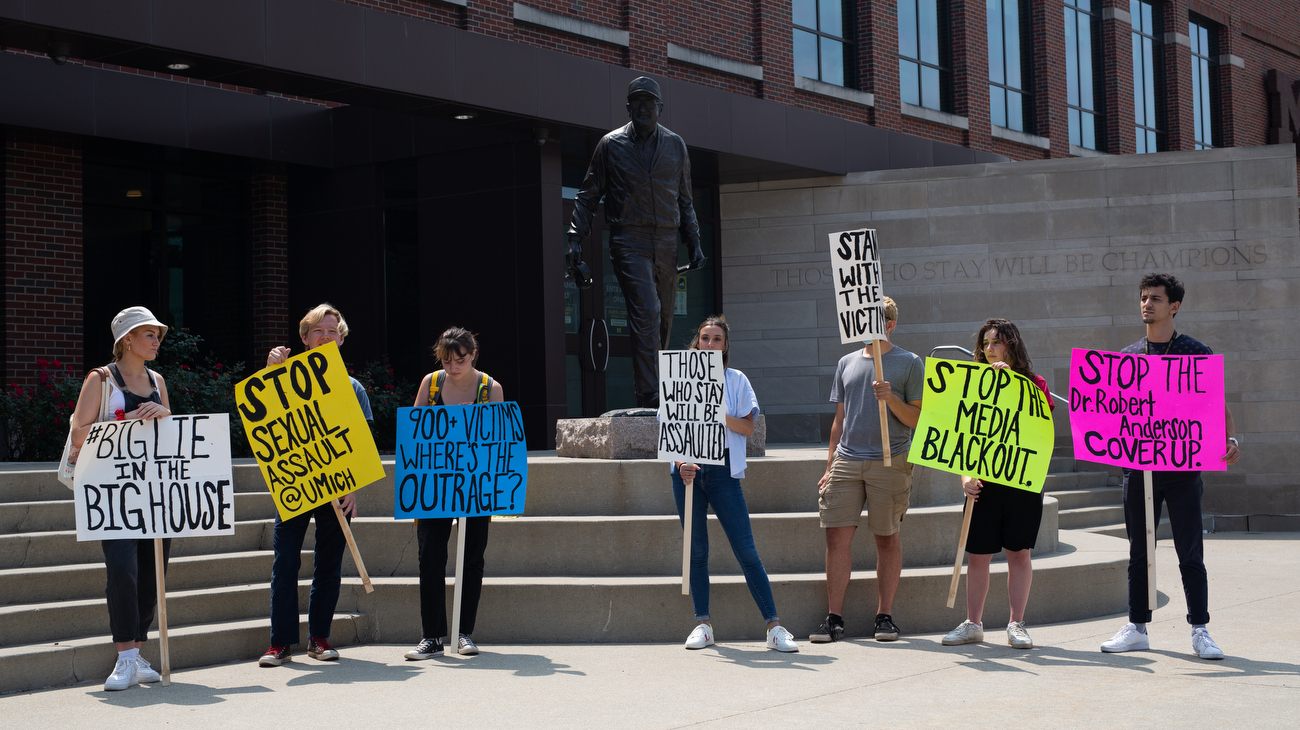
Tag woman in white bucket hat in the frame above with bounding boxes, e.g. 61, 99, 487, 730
68, 306, 173, 691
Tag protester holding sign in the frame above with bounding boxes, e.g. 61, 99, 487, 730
404, 327, 504, 660
1097, 274, 1238, 659
668, 316, 798, 653
812, 297, 924, 644
940, 319, 1053, 650
258, 304, 373, 667
67, 307, 173, 690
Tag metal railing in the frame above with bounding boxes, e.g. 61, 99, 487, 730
929, 345, 1069, 407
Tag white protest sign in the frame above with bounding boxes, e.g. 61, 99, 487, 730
830, 228, 887, 344
73, 414, 235, 541
657, 350, 726, 465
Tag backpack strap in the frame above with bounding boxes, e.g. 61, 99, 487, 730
429, 370, 446, 405
476, 373, 492, 404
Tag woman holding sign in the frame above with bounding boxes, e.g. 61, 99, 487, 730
671, 316, 798, 653
941, 319, 1053, 650
68, 307, 173, 690
405, 327, 503, 660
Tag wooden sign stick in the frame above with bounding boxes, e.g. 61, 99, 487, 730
1143, 470, 1157, 609
872, 338, 891, 467
152, 537, 171, 686
681, 474, 694, 595
332, 499, 374, 594
449, 518, 468, 655
947, 494, 976, 609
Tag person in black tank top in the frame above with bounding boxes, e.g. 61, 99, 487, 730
67, 306, 173, 691
404, 327, 504, 660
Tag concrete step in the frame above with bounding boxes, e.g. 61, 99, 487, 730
1049, 456, 1075, 473
1059, 505, 1125, 530
0, 578, 349, 648
0, 529, 1129, 693
0, 549, 314, 605
1084, 515, 1213, 540
1051, 488, 1122, 511
0, 493, 275, 534
354, 529, 1129, 646
1042, 471, 1110, 491
0, 612, 368, 695
0, 501, 1060, 601
342, 499, 1059, 578
0, 519, 275, 570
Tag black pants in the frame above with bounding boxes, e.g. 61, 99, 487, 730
1122, 471, 1209, 625
608, 227, 679, 408
103, 538, 172, 643
417, 516, 491, 639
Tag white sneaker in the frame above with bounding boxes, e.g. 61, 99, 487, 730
134, 656, 161, 683
684, 623, 714, 649
1100, 623, 1150, 653
766, 625, 799, 653
1192, 627, 1224, 660
104, 657, 138, 691
1006, 621, 1033, 649
941, 620, 984, 646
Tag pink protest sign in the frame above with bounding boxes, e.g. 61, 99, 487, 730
1067, 348, 1226, 471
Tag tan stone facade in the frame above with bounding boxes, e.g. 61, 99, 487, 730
719, 144, 1300, 516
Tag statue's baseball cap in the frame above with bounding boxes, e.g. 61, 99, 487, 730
627, 77, 661, 100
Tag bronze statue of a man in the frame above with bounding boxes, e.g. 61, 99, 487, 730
567, 76, 706, 409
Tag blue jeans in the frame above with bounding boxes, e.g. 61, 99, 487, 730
671, 452, 779, 624
270, 503, 348, 646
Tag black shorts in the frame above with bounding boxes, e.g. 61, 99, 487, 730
965, 481, 1044, 554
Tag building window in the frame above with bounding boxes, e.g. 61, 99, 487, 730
1131, 1, 1165, 153
1065, 0, 1102, 150
1189, 17, 1220, 150
898, 0, 952, 111
793, 1, 853, 87
988, 0, 1033, 133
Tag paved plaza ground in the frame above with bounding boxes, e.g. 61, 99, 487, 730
5, 533, 1296, 729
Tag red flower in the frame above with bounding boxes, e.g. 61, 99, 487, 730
114, 409, 125, 421
180, 364, 190, 370
36, 358, 48, 367
215, 363, 223, 369
52, 360, 62, 368
385, 384, 394, 390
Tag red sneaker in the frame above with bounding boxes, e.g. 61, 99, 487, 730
259, 645, 291, 667
308, 637, 339, 661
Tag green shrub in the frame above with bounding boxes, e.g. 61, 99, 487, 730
0, 359, 83, 461
152, 331, 251, 457
348, 358, 418, 454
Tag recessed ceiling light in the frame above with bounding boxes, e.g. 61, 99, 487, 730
454, 112, 476, 120
125, 190, 143, 198
167, 63, 190, 71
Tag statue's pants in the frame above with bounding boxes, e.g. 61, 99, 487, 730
608, 226, 679, 407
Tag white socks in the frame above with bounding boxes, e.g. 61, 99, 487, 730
118, 648, 140, 660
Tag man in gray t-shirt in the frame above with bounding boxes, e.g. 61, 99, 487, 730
810, 297, 924, 645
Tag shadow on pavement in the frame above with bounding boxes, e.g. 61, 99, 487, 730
880, 637, 1164, 675
1143, 650, 1300, 678
416, 651, 586, 677
279, 657, 424, 687
90, 683, 274, 707
705, 644, 837, 671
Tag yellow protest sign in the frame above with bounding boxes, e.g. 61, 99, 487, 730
907, 359, 1054, 493
235, 341, 384, 520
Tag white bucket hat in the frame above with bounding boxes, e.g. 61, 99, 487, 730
111, 306, 169, 345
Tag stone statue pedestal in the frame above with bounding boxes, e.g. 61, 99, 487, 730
556, 414, 767, 459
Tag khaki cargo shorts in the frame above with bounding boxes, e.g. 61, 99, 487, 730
818, 452, 913, 535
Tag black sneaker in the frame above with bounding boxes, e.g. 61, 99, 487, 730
404, 638, 444, 660
874, 614, 900, 642
809, 615, 845, 643
258, 645, 291, 667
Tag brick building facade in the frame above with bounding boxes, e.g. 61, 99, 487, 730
2, 0, 1299, 446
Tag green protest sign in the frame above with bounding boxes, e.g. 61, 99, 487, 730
907, 359, 1054, 493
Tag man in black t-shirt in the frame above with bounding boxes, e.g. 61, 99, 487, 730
1099, 274, 1240, 660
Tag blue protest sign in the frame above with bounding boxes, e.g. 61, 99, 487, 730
394, 403, 528, 519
